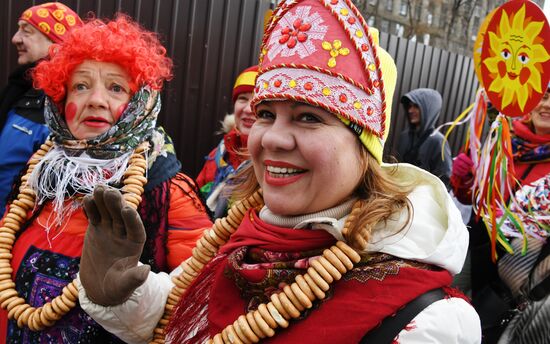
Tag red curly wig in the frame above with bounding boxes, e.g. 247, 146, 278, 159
33, 14, 173, 103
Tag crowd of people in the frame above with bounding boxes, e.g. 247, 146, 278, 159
0, 0, 547, 344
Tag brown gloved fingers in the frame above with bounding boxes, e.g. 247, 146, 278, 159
82, 188, 107, 250
103, 187, 127, 238
83, 194, 101, 225
92, 185, 112, 228
121, 205, 146, 244
103, 261, 151, 304
80, 184, 148, 306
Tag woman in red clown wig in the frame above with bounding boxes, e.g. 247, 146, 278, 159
0, 14, 211, 343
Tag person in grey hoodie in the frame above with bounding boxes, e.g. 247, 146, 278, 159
397, 88, 452, 189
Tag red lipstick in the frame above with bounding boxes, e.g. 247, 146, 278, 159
263, 160, 306, 186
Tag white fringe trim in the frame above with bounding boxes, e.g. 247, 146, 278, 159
27, 146, 133, 244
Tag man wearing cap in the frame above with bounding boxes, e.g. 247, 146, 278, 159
396, 88, 452, 189
0, 2, 82, 211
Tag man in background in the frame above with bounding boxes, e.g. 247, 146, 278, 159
397, 88, 452, 189
0, 2, 82, 210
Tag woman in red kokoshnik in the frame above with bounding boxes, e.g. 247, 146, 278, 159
77, 1, 481, 343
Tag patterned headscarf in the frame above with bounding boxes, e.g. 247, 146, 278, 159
45, 86, 161, 159
20, 2, 83, 43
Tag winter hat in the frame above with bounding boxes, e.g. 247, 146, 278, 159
19, 2, 83, 44
251, 0, 397, 163
232, 65, 259, 103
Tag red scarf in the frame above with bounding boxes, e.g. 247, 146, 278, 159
512, 119, 550, 163
220, 210, 336, 254
168, 210, 455, 343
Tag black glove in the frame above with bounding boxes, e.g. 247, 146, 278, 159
79, 185, 150, 306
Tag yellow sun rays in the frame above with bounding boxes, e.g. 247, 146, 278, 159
483, 4, 550, 112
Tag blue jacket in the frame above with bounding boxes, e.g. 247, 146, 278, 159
0, 63, 49, 211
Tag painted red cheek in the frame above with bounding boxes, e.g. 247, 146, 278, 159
115, 104, 127, 120
519, 68, 530, 85
65, 102, 77, 123
498, 61, 507, 78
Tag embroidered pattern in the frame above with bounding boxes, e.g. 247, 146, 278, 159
345, 253, 434, 283
322, 0, 382, 90
255, 0, 388, 142
8, 246, 124, 344
266, 6, 328, 61
322, 0, 376, 72
255, 68, 384, 136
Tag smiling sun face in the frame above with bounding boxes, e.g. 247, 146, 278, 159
482, 2, 550, 116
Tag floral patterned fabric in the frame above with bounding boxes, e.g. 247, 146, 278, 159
223, 243, 438, 314
501, 175, 550, 239
7, 246, 123, 344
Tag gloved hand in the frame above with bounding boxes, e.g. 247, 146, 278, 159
450, 153, 475, 204
452, 153, 474, 179
79, 185, 150, 306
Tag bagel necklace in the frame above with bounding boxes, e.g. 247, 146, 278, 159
150, 192, 364, 344
0, 140, 149, 331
